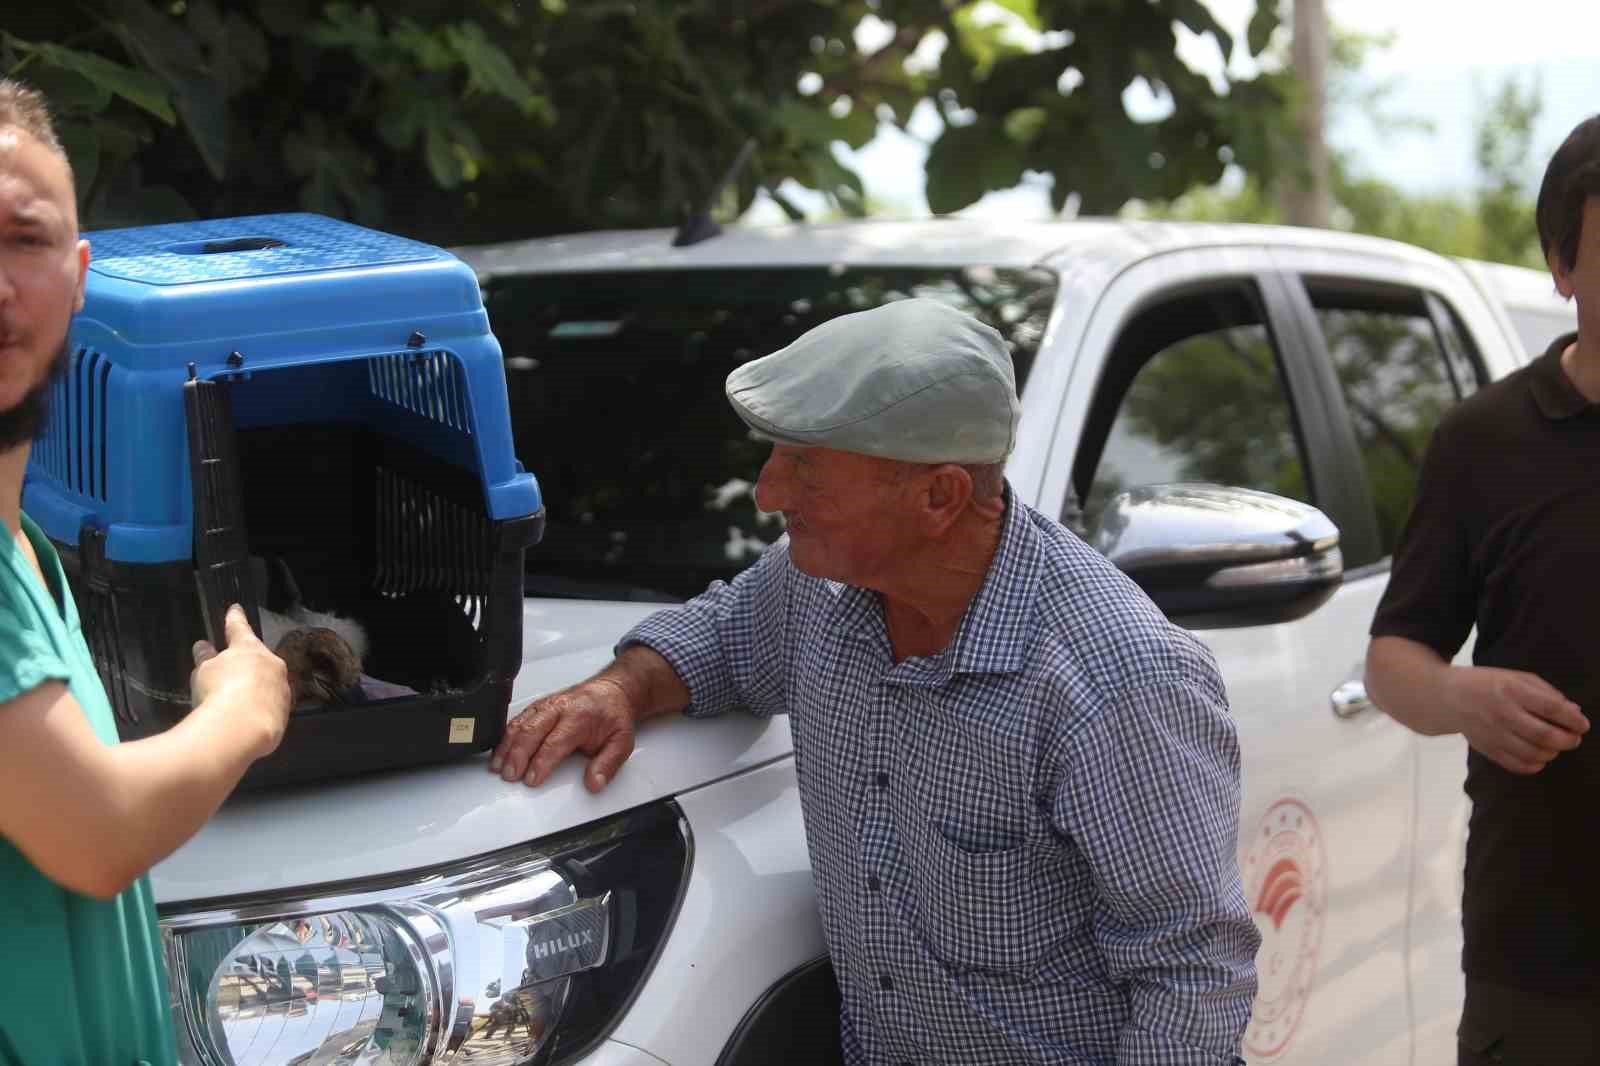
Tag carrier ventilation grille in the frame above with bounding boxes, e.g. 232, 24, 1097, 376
368, 351, 472, 433
36, 348, 112, 501
372, 465, 494, 630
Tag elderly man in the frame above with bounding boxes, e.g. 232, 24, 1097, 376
0, 80, 291, 1063
493, 298, 1259, 1064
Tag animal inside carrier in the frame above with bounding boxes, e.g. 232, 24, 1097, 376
22, 213, 544, 788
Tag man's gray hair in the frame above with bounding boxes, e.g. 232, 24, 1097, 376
959, 462, 1006, 501
885, 460, 1006, 502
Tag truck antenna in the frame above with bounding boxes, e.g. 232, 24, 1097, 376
673, 138, 758, 248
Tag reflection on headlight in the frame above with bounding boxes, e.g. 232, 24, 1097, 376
198, 913, 426, 1065
166, 863, 607, 1066
161, 804, 690, 1066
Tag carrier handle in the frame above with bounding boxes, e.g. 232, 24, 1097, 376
183, 368, 262, 648
77, 521, 138, 726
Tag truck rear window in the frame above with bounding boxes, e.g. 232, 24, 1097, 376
484, 266, 1058, 601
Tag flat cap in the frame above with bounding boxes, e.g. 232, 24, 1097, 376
725, 298, 1020, 464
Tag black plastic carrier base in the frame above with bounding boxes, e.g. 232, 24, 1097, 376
56, 402, 544, 791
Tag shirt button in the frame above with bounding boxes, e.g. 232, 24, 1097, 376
867, 874, 881, 892
879, 975, 894, 991
875, 772, 889, 789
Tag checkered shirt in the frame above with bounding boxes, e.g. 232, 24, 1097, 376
622, 488, 1259, 1065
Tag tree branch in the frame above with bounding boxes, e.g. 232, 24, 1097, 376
818, 24, 923, 101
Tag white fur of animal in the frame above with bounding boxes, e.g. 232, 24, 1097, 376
259, 605, 369, 664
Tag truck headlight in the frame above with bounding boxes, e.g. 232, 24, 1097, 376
160, 803, 689, 1066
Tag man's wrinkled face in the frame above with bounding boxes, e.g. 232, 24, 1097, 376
0, 124, 87, 448
752, 444, 920, 587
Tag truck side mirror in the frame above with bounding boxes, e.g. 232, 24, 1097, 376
1089, 483, 1343, 628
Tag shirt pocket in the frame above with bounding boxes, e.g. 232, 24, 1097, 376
911, 822, 1051, 974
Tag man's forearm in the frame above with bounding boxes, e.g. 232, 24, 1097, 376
598, 644, 691, 722
96, 690, 272, 889
0, 682, 270, 899
1365, 635, 1459, 736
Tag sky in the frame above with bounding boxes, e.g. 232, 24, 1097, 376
744, 0, 1600, 224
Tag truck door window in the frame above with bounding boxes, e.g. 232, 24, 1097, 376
1077, 284, 1311, 532
1305, 283, 1480, 562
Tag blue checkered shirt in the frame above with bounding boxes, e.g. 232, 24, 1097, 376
622, 489, 1259, 1065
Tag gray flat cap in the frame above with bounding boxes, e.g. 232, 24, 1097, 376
725, 298, 1020, 464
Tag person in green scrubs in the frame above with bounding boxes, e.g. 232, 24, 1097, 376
0, 80, 293, 1064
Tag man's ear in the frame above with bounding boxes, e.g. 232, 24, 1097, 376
73, 239, 89, 313
921, 465, 974, 536
1549, 244, 1576, 301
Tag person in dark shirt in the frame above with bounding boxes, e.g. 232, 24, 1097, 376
1365, 114, 1600, 1065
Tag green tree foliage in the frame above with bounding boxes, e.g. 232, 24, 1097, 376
3, 0, 1282, 241
1474, 75, 1543, 268
1127, 24, 1548, 271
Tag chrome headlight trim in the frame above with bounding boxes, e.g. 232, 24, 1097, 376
160, 802, 693, 1066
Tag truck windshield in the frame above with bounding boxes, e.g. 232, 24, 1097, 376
484, 265, 1059, 602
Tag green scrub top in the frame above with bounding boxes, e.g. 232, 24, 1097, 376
0, 513, 175, 1066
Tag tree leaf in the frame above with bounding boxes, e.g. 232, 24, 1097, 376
377, 89, 426, 149
104, 0, 204, 85
982, 0, 1044, 30
951, 5, 1035, 80
1246, 1, 1281, 56
806, 148, 866, 216
425, 126, 463, 188
308, 3, 385, 58
444, 21, 544, 116
1168, 0, 1234, 61
764, 184, 808, 222
1003, 106, 1047, 144
971, 47, 1073, 112
924, 119, 1028, 214
16, 63, 112, 115
171, 73, 229, 179
25, 42, 174, 124
191, 4, 271, 96
771, 97, 875, 152
393, 18, 459, 71
56, 119, 100, 197
90, 115, 146, 161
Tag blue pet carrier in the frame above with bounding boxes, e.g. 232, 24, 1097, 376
23, 213, 544, 788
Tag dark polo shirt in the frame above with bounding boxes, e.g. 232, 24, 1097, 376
1372, 331, 1598, 995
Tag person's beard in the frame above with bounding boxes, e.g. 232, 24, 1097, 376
0, 339, 68, 452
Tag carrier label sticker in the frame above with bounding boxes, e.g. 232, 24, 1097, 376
449, 718, 475, 744
1242, 795, 1327, 1060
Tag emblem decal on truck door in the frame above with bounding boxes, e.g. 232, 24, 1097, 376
1242, 796, 1327, 1060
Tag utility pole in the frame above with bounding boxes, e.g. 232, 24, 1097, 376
1280, 0, 1332, 228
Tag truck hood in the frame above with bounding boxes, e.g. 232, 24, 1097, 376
151, 599, 794, 904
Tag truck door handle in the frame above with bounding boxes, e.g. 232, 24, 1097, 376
1331, 679, 1374, 718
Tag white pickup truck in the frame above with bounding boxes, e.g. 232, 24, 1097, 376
151, 220, 1575, 1066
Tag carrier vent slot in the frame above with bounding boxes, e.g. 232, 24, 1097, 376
372, 464, 493, 631
368, 351, 472, 433
37, 347, 111, 502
